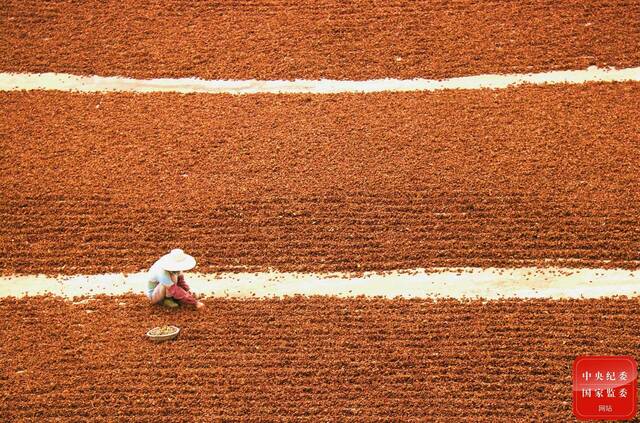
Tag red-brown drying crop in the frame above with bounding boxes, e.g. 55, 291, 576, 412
1, 0, 639, 80
1, 295, 638, 421
1, 83, 639, 275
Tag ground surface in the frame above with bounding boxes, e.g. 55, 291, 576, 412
1, 82, 639, 275
2, 1, 639, 80
1, 295, 638, 421
2, 3, 639, 421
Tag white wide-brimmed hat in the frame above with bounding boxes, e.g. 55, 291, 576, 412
159, 248, 196, 272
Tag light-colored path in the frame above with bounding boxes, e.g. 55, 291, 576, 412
1, 268, 637, 300
1, 66, 638, 94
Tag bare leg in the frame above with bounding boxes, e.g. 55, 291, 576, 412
150, 283, 167, 304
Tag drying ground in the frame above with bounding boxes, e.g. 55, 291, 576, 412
1, 82, 639, 275
2, 295, 639, 421
2, 5, 639, 420
2, 0, 639, 79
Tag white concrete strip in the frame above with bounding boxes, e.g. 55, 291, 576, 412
0, 268, 637, 300
0, 66, 638, 94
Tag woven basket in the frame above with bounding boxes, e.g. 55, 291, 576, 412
146, 325, 180, 342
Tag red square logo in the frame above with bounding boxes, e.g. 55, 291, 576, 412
573, 356, 637, 420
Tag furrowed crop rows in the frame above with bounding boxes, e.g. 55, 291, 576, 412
2, 295, 640, 421
2, 0, 638, 79
1, 83, 639, 275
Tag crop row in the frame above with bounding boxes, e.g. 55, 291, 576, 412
2, 0, 639, 79
1, 84, 639, 274
1, 295, 639, 421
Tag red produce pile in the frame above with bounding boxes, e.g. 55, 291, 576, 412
1, 295, 638, 421
1, 83, 639, 275
1, 1, 639, 80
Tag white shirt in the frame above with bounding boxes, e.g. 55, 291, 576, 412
148, 259, 174, 287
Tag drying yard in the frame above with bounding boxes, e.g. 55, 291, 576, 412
1, 1, 639, 421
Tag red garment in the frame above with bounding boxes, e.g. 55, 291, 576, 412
177, 274, 190, 291
167, 274, 197, 306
